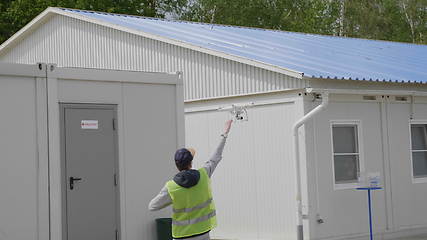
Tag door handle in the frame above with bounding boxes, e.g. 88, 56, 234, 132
69, 177, 83, 190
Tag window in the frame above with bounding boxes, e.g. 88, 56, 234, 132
410, 124, 427, 178
332, 124, 360, 184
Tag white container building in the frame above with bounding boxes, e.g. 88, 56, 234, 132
1, 7, 427, 240
0, 62, 184, 240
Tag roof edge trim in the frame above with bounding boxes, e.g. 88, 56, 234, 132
304, 76, 427, 84
184, 88, 302, 103
309, 88, 427, 97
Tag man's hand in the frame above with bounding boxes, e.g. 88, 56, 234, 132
223, 119, 233, 135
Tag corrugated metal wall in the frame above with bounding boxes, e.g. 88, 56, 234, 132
0, 15, 307, 101
185, 100, 298, 239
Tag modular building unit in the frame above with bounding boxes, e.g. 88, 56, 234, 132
1, 7, 427, 240
0, 62, 184, 240
185, 92, 302, 239
185, 85, 427, 240
302, 90, 427, 240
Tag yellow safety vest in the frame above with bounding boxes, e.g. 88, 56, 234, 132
166, 168, 217, 238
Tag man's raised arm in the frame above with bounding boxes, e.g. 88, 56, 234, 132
204, 120, 233, 178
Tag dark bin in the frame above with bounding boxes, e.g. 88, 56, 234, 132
156, 218, 172, 240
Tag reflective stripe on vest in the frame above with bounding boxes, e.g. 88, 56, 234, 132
173, 198, 213, 213
172, 210, 216, 226
166, 168, 217, 238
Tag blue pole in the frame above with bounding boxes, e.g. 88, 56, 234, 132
368, 189, 373, 240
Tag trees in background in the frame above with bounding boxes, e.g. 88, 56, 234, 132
0, 0, 426, 44
0, 0, 187, 43
343, 0, 426, 44
182, 0, 426, 44
181, 0, 342, 35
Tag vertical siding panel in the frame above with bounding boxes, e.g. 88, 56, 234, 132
210, 54, 214, 97
199, 52, 204, 99
152, 38, 156, 71
233, 62, 238, 96
262, 70, 267, 91
161, 42, 166, 72
245, 64, 249, 94
254, 66, 259, 93
190, 50, 195, 100
158, 41, 162, 71
259, 69, 264, 91
272, 71, 277, 90
220, 58, 224, 97
124, 32, 130, 70
240, 63, 244, 95
210, 54, 215, 98
239, 63, 244, 95
186, 49, 192, 100
152, 38, 157, 71
168, 44, 173, 72
130, 34, 135, 71
264, 70, 270, 91
198, 52, 201, 99
224, 60, 229, 96
206, 54, 211, 98
193, 51, 198, 99
164, 42, 169, 72
250, 66, 254, 93
187, 49, 192, 100
230, 60, 235, 96
255, 67, 260, 93
192, 50, 196, 100
244, 64, 249, 94
136, 35, 141, 71
204, 53, 209, 99
214, 56, 218, 97
147, 38, 151, 71
230, 62, 235, 96
191, 50, 196, 99
158, 41, 163, 72
148, 38, 153, 71
207, 53, 211, 98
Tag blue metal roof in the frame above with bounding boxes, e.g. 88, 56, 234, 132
62, 8, 427, 83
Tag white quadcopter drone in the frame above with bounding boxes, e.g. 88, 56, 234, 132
217, 103, 254, 121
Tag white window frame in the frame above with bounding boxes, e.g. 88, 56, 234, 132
409, 120, 427, 184
330, 120, 365, 190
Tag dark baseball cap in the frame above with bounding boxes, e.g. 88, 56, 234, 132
174, 148, 195, 166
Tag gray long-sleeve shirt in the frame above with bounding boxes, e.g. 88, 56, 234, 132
148, 136, 227, 211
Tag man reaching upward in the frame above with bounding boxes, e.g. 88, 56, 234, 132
149, 120, 233, 240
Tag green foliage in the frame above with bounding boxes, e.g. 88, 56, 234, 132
181, 0, 341, 35
342, 0, 426, 43
0, 0, 426, 44
181, 0, 426, 44
0, 0, 187, 43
